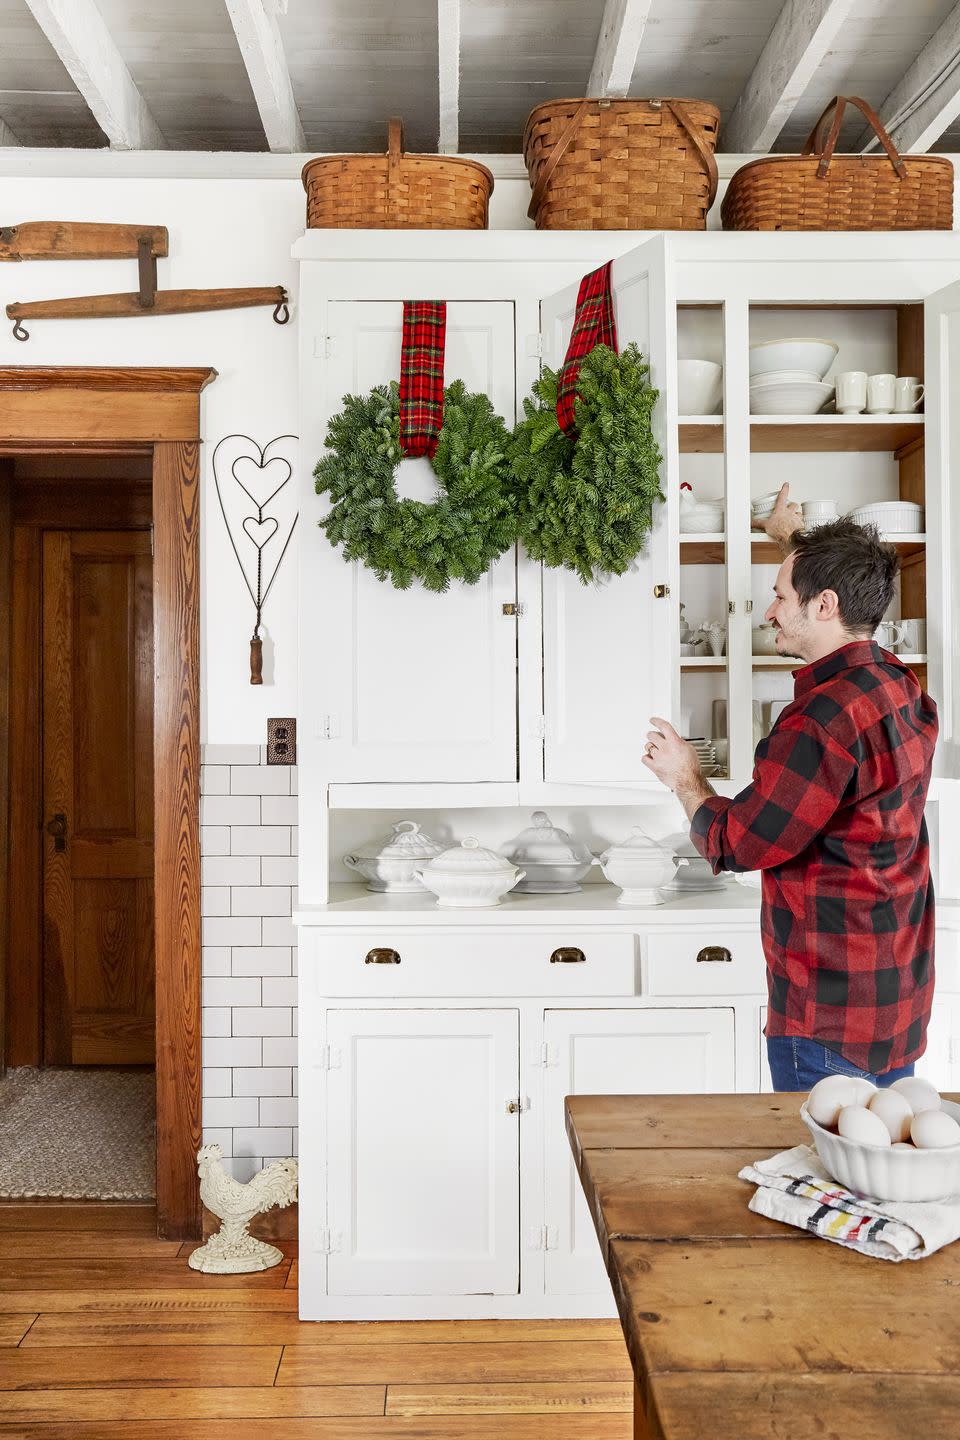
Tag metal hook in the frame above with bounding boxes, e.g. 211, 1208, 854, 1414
273, 292, 290, 325
12, 317, 29, 341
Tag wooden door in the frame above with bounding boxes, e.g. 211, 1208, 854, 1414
42, 530, 155, 1065
539, 238, 676, 784
542, 1007, 735, 1296
923, 277, 959, 773
324, 1007, 520, 1296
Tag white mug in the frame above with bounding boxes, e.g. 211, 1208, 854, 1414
866, 373, 896, 414
894, 376, 925, 412
835, 371, 867, 414
875, 619, 905, 651
898, 618, 926, 654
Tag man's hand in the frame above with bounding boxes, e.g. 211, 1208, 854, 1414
642, 717, 715, 819
753, 482, 804, 553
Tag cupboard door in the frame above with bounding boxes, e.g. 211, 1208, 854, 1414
312, 301, 518, 781
325, 1008, 519, 1295
543, 1006, 735, 1295
539, 238, 675, 784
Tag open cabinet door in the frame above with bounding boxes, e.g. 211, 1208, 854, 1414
539, 237, 676, 785
924, 278, 960, 776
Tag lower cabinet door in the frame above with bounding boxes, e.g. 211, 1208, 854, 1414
326, 1008, 520, 1296
543, 1007, 736, 1295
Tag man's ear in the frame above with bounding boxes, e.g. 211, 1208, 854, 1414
817, 588, 842, 622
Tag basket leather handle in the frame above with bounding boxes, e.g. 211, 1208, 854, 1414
387, 117, 404, 193
802, 95, 907, 179
527, 99, 718, 220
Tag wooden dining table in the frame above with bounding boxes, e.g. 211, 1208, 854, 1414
565, 1093, 960, 1440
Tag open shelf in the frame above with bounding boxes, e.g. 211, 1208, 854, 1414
682, 533, 926, 564
680, 415, 924, 454
681, 656, 726, 671
751, 653, 927, 670
679, 533, 725, 564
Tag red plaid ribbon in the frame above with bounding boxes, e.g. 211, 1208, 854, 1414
556, 262, 618, 435
399, 301, 447, 458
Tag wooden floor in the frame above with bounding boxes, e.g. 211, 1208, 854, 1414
0, 1204, 633, 1438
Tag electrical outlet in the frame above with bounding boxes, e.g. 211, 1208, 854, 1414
266, 717, 296, 765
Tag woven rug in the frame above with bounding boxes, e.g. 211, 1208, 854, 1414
0, 1067, 155, 1200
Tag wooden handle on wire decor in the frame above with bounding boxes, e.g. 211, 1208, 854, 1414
250, 634, 263, 685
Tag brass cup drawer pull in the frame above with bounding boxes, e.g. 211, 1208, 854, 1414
365, 948, 401, 965
697, 945, 733, 964
550, 946, 586, 964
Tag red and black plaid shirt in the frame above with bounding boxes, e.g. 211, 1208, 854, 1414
690, 640, 938, 1074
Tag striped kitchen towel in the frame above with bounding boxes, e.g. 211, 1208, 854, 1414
739, 1144, 960, 1260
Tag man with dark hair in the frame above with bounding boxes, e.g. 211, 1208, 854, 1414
643, 484, 938, 1091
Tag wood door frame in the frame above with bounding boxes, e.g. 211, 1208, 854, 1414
0, 366, 216, 1240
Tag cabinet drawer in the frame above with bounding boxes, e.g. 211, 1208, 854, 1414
301, 929, 638, 997
645, 929, 765, 996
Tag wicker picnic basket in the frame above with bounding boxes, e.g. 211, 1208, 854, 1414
301, 119, 494, 229
522, 97, 720, 230
721, 95, 953, 232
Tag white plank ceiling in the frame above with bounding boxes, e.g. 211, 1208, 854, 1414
1, 0, 960, 154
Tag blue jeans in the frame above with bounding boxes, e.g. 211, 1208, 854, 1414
766, 1035, 915, 1092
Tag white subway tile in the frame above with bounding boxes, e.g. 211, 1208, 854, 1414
261, 795, 298, 825
232, 1007, 292, 1037
203, 976, 261, 1008
233, 1067, 292, 1097
222, 1155, 261, 1182
200, 1127, 233, 1155
203, 1096, 261, 1129
202, 1068, 232, 1098
233, 1127, 292, 1156
291, 827, 298, 856
200, 826, 230, 856
202, 856, 261, 887
232, 946, 291, 976
260, 856, 298, 885
202, 916, 261, 948
202, 946, 232, 977
231, 766, 291, 795
200, 765, 231, 795
292, 1009, 298, 1036
291, 949, 298, 975
201, 795, 261, 827
289, 769, 298, 794
292, 1068, 298, 1095
231, 827, 290, 856
259, 1096, 297, 1127
291, 1129, 298, 1156
262, 915, 297, 946
261, 976, 297, 1007
202, 1036, 261, 1068
262, 1036, 297, 1066
201, 887, 231, 917
202, 1006, 232, 1037
202, 744, 261, 766
231, 886, 291, 917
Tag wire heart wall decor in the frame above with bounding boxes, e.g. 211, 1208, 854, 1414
213, 433, 299, 684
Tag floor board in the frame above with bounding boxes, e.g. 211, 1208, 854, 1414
0, 1204, 632, 1440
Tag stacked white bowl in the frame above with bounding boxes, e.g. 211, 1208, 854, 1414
749, 338, 838, 415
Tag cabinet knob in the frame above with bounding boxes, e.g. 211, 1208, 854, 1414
550, 946, 586, 964
696, 945, 732, 964
653, 583, 670, 599
365, 948, 401, 965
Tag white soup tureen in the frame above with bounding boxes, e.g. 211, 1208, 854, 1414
416, 837, 524, 909
598, 826, 677, 905
343, 820, 442, 893
499, 811, 594, 893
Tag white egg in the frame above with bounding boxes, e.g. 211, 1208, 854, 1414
806, 1075, 861, 1129
892, 1141, 915, 1150
890, 1076, 941, 1113
848, 1077, 879, 1104
837, 1104, 892, 1147
910, 1108, 960, 1149
867, 1088, 914, 1142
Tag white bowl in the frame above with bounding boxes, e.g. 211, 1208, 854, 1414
750, 379, 834, 415
847, 501, 924, 533
677, 358, 723, 416
749, 338, 838, 381
750, 368, 826, 385
801, 1099, 960, 1203
752, 623, 780, 655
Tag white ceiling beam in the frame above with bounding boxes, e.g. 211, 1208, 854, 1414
21, 0, 164, 150
437, 0, 460, 152
0, 116, 21, 146
587, 0, 653, 98
722, 0, 857, 153
224, 0, 305, 154
857, 2, 960, 153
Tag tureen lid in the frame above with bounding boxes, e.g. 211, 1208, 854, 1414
500, 811, 592, 866
351, 820, 442, 862
421, 837, 518, 874
601, 825, 671, 862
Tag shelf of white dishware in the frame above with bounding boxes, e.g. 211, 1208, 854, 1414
681, 655, 727, 671
751, 653, 928, 671
750, 532, 926, 564
680, 533, 726, 565
680, 414, 923, 455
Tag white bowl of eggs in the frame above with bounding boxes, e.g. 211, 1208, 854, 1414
801, 1075, 960, 1203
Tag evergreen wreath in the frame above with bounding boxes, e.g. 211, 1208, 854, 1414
511, 342, 664, 585
314, 379, 515, 592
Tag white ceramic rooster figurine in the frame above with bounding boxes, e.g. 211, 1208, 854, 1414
188, 1143, 298, 1273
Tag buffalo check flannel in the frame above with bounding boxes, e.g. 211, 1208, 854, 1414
690, 641, 938, 1073
399, 300, 447, 458
556, 261, 618, 435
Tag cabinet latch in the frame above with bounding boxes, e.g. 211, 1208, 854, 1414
506, 1096, 530, 1115
502, 602, 524, 616
653, 583, 670, 599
